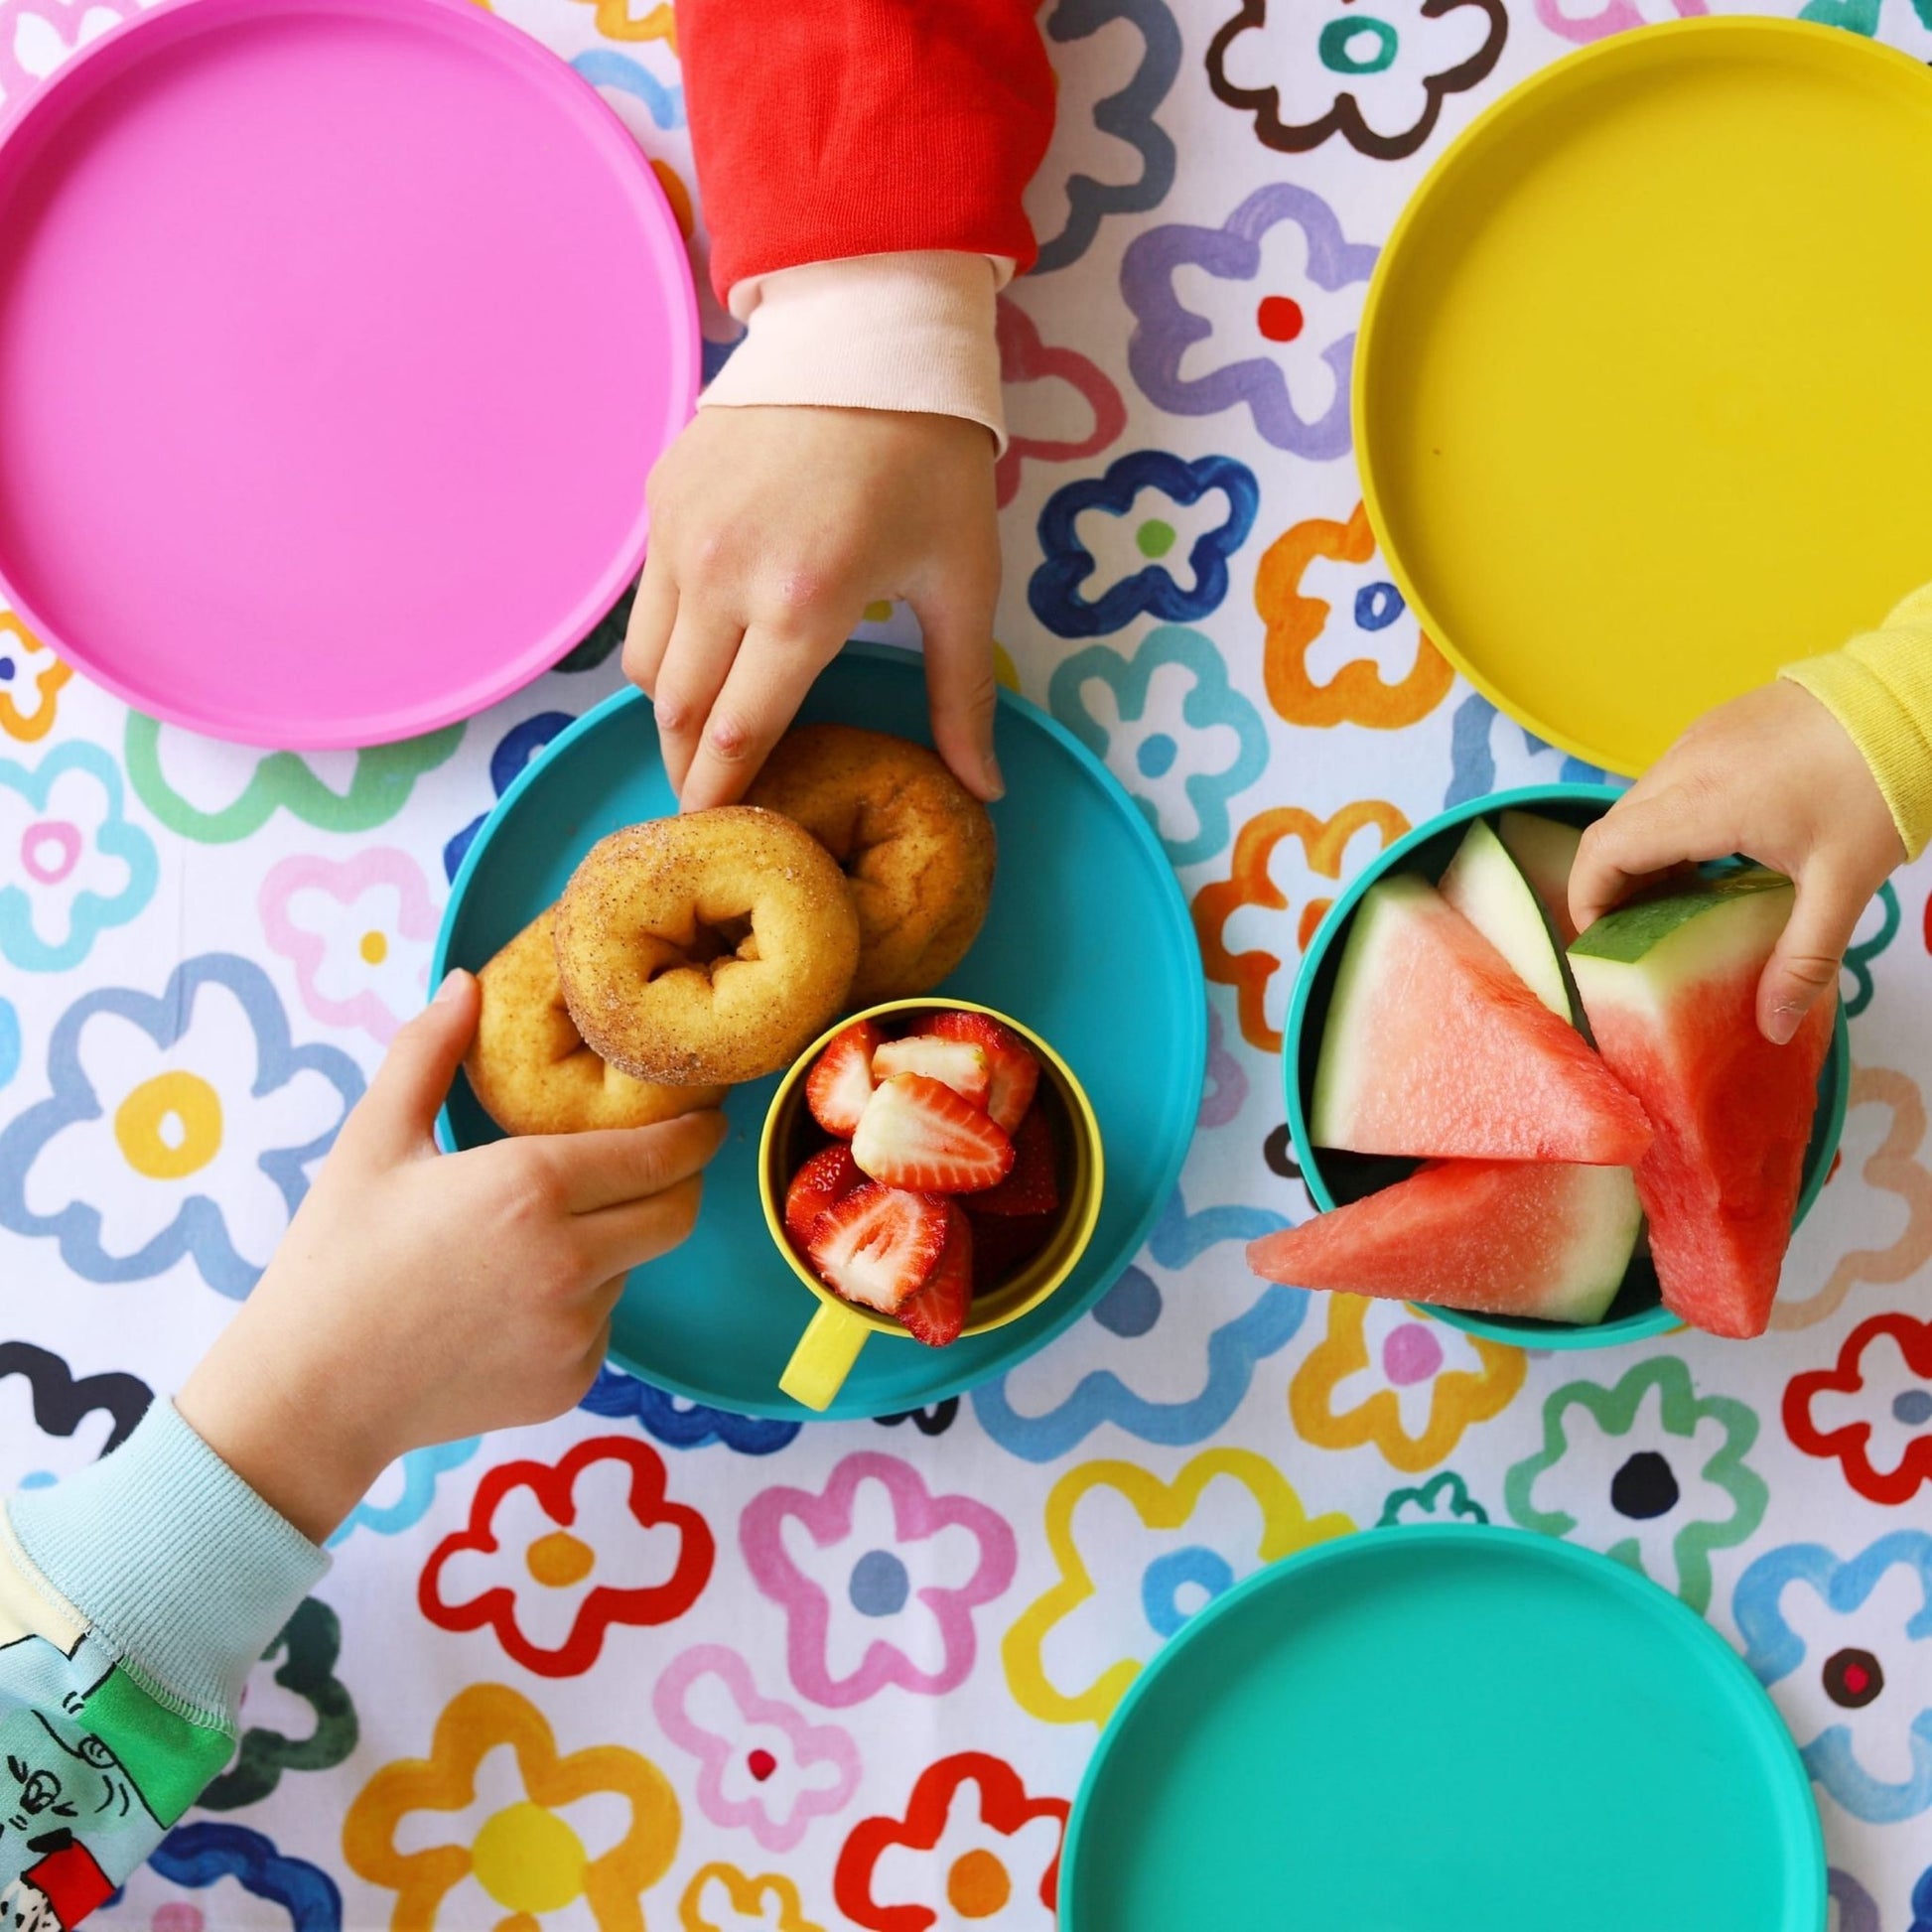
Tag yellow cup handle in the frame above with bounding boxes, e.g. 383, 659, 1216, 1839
779, 1300, 871, 1412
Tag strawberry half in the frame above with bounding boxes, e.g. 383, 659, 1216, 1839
806, 1019, 886, 1137
872, 1035, 992, 1111
852, 1073, 1014, 1194
898, 1205, 973, 1347
805, 1182, 948, 1312
968, 1105, 1059, 1217
928, 1011, 1039, 1133
784, 1144, 862, 1244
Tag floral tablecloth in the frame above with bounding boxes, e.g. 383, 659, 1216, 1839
3, 0, 1931, 1924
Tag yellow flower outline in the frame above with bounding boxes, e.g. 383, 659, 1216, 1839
1002, 1449, 1352, 1726
1289, 1296, 1525, 1474
343, 1682, 679, 1932
678, 1863, 823, 1932
0, 614, 70, 744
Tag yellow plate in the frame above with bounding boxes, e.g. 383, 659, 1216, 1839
1356, 17, 1932, 776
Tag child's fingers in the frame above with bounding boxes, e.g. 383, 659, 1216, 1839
655, 606, 746, 799
574, 1172, 707, 1277
1569, 784, 1726, 933
1758, 867, 1863, 1044
678, 622, 847, 811
914, 568, 1003, 802
621, 549, 678, 697
532, 1109, 729, 1213
344, 970, 480, 1161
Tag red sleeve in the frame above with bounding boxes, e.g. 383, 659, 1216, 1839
678, 0, 1055, 303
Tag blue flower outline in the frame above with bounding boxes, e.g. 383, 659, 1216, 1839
0, 955, 364, 1298
0, 998, 17, 1092
149, 1822, 342, 1932
570, 51, 685, 129
1733, 1530, 1932, 1823
973, 1187, 1307, 1461
1445, 692, 1615, 807
1047, 623, 1268, 865
444, 710, 576, 881
328, 1439, 482, 1547
581, 1364, 803, 1455
1029, 450, 1260, 638
0, 741, 158, 972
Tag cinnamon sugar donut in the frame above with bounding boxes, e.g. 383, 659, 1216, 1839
555, 806, 861, 1086
466, 907, 727, 1136
744, 724, 996, 1004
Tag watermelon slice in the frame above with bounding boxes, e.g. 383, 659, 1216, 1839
1439, 816, 1574, 1021
1312, 875, 1652, 1165
1247, 1160, 1642, 1325
1495, 809, 1585, 947
1569, 868, 1833, 1339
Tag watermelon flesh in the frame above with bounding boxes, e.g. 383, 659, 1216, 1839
1496, 809, 1585, 947
1312, 874, 1652, 1166
1570, 869, 1832, 1339
1440, 815, 1575, 1021
1247, 1160, 1642, 1325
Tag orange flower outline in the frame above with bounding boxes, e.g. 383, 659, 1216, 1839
0, 615, 70, 744
1191, 799, 1409, 1054
678, 1863, 822, 1932
343, 1683, 680, 1932
1256, 503, 1451, 730
1289, 1297, 1526, 1473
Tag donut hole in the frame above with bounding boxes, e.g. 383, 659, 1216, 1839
640, 913, 763, 985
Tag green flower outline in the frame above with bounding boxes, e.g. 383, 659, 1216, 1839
1377, 1470, 1487, 1527
125, 716, 462, 844
197, 1598, 358, 1810
1504, 1355, 1767, 1611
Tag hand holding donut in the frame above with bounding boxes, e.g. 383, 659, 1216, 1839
622, 405, 1006, 811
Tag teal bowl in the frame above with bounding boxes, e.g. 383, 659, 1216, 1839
1282, 782, 1852, 1349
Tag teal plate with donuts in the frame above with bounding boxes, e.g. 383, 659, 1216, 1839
431, 644, 1206, 1420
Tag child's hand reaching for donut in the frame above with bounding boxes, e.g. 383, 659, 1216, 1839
624, 405, 1005, 813
177, 970, 727, 1543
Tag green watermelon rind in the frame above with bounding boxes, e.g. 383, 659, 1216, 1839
1309, 873, 1427, 1148
1569, 867, 1793, 972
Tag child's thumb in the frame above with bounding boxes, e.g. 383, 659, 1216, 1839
348, 970, 481, 1155
1758, 872, 1860, 1044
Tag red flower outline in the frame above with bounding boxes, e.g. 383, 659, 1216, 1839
994, 298, 1128, 508
420, 1436, 713, 1676
1785, 1312, 1932, 1505
833, 1751, 1067, 1932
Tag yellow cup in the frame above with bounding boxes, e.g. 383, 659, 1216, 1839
759, 998, 1105, 1412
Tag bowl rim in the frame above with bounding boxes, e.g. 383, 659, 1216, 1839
1281, 781, 1854, 1350
759, 995, 1108, 1341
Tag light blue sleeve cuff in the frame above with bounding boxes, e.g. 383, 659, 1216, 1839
8, 1400, 329, 1725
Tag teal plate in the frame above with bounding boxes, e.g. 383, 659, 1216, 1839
1282, 782, 1851, 1349
431, 645, 1205, 1420
1060, 1525, 1825, 1932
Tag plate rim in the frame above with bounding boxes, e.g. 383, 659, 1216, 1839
1059, 1521, 1827, 1928
429, 642, 1209, 1419
0, 0, 698, 750
1353, 13, 1932, 778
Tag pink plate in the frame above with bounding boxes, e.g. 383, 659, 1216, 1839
0, 0, 696, 747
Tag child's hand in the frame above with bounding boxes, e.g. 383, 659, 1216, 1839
1569, 680, 1904, 1043
178, 972, 726, 1542
624, 404, 1003, 811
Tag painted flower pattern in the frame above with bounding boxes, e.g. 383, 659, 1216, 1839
651, 1645, 860, 1852
259, 848, 440, 1043
1290, 1296, 1525, 1473
1207, 0, 1507, 160
0, 1339, 151, 1493
1506, 1355, 1767, 1611
1047, 624, 1267, 865
1444, 691, 1612, 807
0, 742, 157, 971
1733, 1532, 1932, 1822
581, 1364, 802, 1456
0, 612, 71, 744
0, 954, 362, 1295
678, 1863, 824, 1932
1121, 183, 1376, 455
1003, 1449, 1351, 1725
1029, 450, 1259, 636
994, 298, 1129, 509
123, 1822, 341, 1932
444, 709, 576, 882
421, 1437, 713, 1676
1786, 1313, 1932, 1506
0, 0, 130, 103
1536, 0, 1704, 48
834, 1753, 1066, 1932
343, 1683, 680, 1932
741, 1453, 1017, 1708
330, 1438, 483, 1546
198, 1599, 356, 1811
1377, 1469, 1488, 1528
974, 1187, 1307, 1460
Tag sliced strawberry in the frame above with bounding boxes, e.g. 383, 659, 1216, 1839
784, 1144, 862, 1244
899, 1205, 973, 1347
872, 1035, 992, 1111
806, 1019, 886, 1137
928, 1011, 1040, 1133
968, 1105, 1059, 1217
806, 1182, 948, 1312
968, 1208, 1058, 1293
852, 1073, 1014, 1194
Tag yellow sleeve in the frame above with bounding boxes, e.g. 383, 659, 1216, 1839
1782, 580, 1932, 860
